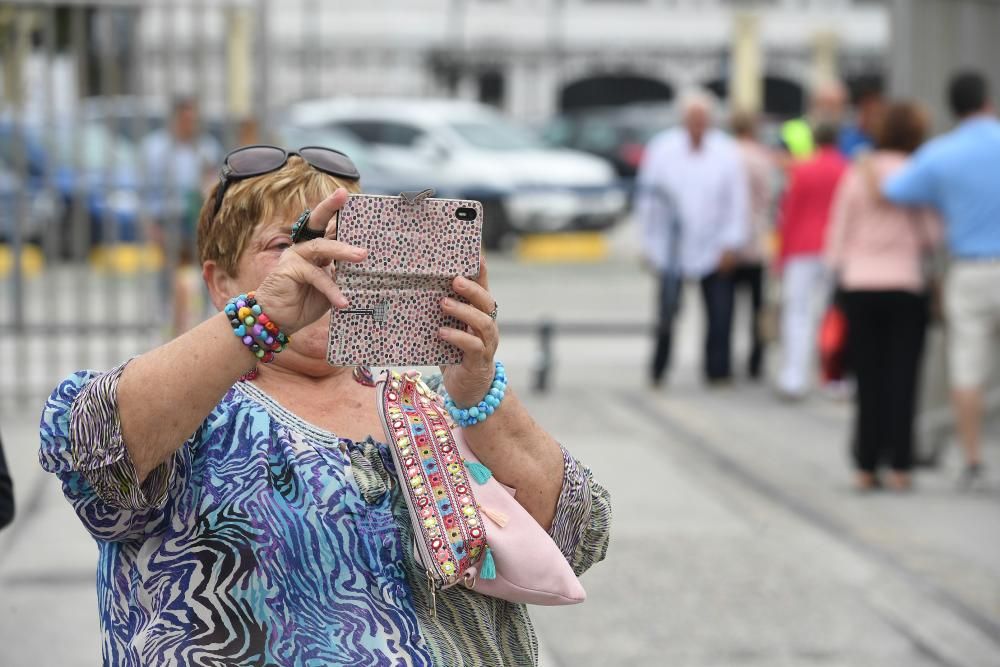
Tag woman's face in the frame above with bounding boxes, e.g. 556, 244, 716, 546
222, 208, 337, 374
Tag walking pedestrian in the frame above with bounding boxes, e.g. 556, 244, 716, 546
141, 96, 222, 336
826, 102, 940, 491
635, 90, 749, 385
780, 79, 848, 160
839, 74, 886, 159
0, 431, 13, 530
731, 110, 778, 380
883, 71, 1000, 489
141, 96, 221, 234
776, 123, 849, 398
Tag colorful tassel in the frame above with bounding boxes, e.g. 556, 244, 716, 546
479, 504, 508, 528
480, 546, 496, 580
464, 460, 493, 484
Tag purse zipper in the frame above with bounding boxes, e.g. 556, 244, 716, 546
376, 374, 447, 616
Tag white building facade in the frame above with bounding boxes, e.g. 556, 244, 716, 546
122, 0, 889, 122
2, 0, 887, 123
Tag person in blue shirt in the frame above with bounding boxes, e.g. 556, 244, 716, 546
839, 75, 885, 159
883, 70, 1000, 489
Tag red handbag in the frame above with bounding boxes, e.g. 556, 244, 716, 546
818, 303, 848, 383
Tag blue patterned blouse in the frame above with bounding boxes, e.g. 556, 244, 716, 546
39, 365, 611, 666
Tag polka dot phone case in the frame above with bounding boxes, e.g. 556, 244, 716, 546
328, 192, 483, 367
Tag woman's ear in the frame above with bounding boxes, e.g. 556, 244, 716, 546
203, 260, 237, 310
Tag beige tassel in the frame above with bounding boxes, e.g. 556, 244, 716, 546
479, 504, 508, 528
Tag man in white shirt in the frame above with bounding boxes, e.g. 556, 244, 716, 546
634, 90, 750, 385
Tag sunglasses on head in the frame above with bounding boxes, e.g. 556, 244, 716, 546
212, 144, 361, 221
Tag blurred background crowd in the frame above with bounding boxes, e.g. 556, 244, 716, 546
1, 1, 999, 665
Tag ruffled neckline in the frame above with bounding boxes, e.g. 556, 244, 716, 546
232, 381, 344, 447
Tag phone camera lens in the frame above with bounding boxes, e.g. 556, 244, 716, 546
455, 207, 478, 221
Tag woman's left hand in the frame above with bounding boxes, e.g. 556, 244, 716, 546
439, 254, 500, 407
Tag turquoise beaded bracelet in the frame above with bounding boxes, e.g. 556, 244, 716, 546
224, 291, 290, 363
442, 361, 507, 428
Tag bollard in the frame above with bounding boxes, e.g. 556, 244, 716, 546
534, 320, 554, 393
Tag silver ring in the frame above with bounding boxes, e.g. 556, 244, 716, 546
489, 302, 498, 321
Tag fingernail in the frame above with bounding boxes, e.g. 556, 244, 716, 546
441, 298, 452, 308
437, 328, 448, 338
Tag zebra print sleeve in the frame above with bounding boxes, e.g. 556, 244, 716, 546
548, 446, 612, 577
66, 361, 174, 512
40, 366, 179, 541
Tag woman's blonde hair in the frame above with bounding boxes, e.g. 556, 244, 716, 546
197, 156, 361, 275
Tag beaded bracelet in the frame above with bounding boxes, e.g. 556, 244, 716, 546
442, 361, 507, 428
224, 291, 290, 364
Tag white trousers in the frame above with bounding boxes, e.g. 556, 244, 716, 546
779, 256, 830, 394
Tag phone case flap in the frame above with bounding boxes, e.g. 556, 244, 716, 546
336, 196, 481, 281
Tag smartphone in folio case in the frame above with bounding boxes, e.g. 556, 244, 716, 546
327, 190, 483, 367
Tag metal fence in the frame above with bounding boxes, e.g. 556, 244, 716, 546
0, 1, 273, 409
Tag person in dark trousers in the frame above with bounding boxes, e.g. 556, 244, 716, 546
635, 90, 749, 386
0, 431, 14, 530
731, 111, 778, 380
826, 102, 940, 491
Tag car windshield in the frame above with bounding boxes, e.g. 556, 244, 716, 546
278, 126, 373, 173
448, 119, 542, 151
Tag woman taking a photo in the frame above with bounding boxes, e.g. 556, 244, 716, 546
39, 147, 611, 665
826, 102, 941, 491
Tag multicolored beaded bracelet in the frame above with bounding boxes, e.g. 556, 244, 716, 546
223, 291, 290, 364
442, 361, 507, 428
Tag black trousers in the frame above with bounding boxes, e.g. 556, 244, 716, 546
700, 271, 736, 381
651, 271, 683, 383
842, 290, 928, 473
0, 432, 13, 530
732, 263, 765, 379
651, 270, 736, 383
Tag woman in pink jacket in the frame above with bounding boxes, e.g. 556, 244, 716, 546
826, 102, 941, 491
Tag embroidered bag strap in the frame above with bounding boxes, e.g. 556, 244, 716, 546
378, 370, 488, 592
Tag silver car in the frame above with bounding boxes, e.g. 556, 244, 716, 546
286, 98, 627, 248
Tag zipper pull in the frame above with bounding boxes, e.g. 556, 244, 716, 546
426, 570, 438, 619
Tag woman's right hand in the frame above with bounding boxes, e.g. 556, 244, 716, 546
252, 188, 367, 335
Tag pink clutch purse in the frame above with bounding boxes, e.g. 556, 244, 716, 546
328, 191, 482, 367
376, 370, 586, 609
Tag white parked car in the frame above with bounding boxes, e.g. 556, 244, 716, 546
286, 98, 627, 248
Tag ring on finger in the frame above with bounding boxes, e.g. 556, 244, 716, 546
488, 301, 498, 321
291, 209, 325, 244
